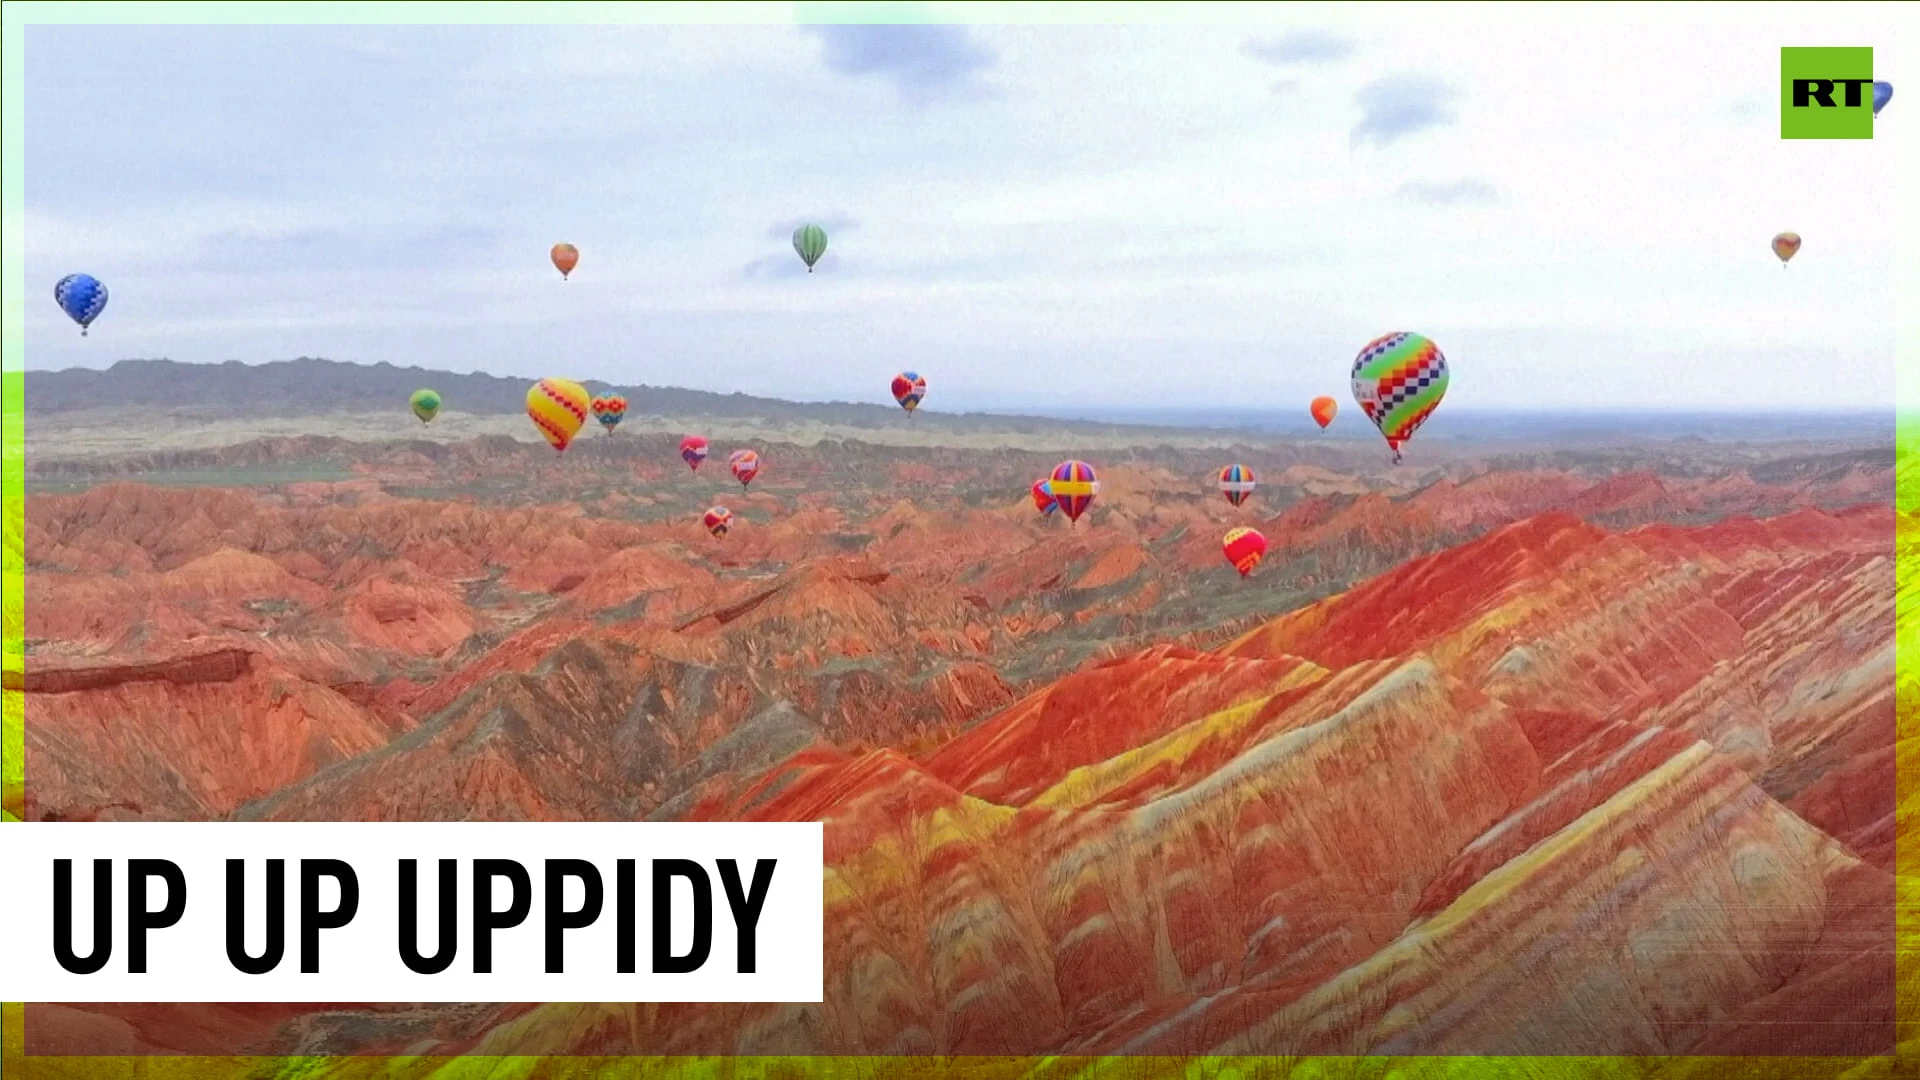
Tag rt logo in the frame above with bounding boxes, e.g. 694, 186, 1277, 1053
1781, 47, 1876, 139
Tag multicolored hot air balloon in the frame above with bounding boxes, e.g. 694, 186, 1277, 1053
1031, 477, 1059, 517
729, 448, 761, 489
409, 388, 441, 425
527, 377, 591, 452
1049, 460, 1099, 525
680, 435, 709, 471
551, 243, 579, 280
793, 224, 827, 272
704, 506, 734, 538
1223, 527, 1268, 578
1773, 232, 1801, 267
591, 394, 627, 434
892, 371, 926, 417
1310, 396, 1338, 431
54, 273, 108, 336
1352, 332, 1449, 465
1218, 464, 1256, 508
1874, 81, 1893, 117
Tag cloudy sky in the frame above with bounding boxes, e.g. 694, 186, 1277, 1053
21, 9, 1905, 413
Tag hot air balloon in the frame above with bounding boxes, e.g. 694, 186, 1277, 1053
54, 274, 108, 336
729, 448, 761, 489
551, 243, 579, 280
1031, 477, 1059, 517
527, 377, 591, 452
793, 224, 828, 272
1352, 332, 1449, 465
1223, 527, 1268, 578
1874, 81, 1893, 117
892, 371, 926, 418
1218, 464, 1257, 508
1310, 396, 1338, 431
409, 388, 441, 425
1772, 232, 1801, 267
704, 506, 734, 538
680, 435, 710, 471
591, 394, 627, 434
1049, 460, 1099, 525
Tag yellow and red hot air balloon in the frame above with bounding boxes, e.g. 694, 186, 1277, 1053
1223, 527, 1268, 578
704, 506, 734, 538
551, 243, 579, 280
1218, 463, 1256, 508
527, 377, 591, 452
1049, 460, 1099, 525
1772, 232, 1801, 268
1310, 396, 1338, 430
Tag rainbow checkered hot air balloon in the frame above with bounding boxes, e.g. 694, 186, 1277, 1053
1223, 527, 1268, 578
1351, 332, 1449, 465
1048, 460, 1099, 524
526, 377, 591, 453
729, 448, 761, 489
1218, 463, 1256, 508
704, 506, 734, 538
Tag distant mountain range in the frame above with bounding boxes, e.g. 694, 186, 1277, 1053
22, 357, 1169, 435
20, 357, 1898, 444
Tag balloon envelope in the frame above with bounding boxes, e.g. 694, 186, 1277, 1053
551, 243, 579, 278
680, 435, 710, 470
527, 378, 591, 452
54, 273, 108, 335
1218, 464, 1256, 508
1772, 232, 1801, 265
793, 224, 828, 271
1049, 460, 1100, 523
1874, 81, 1893, 116
704, 506, 734, 537
591, 394, 627, 432
1223, 527, 1268, 577
891, 371, 926, 412
1310, 396, 1338, 430
1351, 332, 1449, 463
729, 448, 761, 487
409, 388, 441, 424
1031, 478, 1059, 516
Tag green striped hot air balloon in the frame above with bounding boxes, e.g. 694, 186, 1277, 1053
409, 388, 442, 425
792, 223, 828, 273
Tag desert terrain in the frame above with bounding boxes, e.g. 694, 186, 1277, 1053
11, 361, 1905, 1061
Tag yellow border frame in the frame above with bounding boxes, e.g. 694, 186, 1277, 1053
1, 2, 1912, 1076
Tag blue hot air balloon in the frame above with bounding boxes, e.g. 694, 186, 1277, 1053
1873, 81, 1893, 117
54, 274, 108, 336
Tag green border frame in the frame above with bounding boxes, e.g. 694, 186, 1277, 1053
1, 1, 1913, 1076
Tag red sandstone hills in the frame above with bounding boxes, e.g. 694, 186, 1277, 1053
15, 430, 1899, 1058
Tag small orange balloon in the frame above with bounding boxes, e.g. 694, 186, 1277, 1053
1310, 396, 1338, 430
551, 243, 579, 279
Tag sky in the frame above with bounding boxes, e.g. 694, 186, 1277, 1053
20, 8, 1907, 414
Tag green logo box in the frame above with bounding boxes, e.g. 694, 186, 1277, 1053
1781, 46, 1874, 139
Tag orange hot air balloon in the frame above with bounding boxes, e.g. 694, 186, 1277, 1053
1222, 527, 1268, 578
1771, 232, 1800, 268
1310, 396, 1338, 430
551, 243, 580, 280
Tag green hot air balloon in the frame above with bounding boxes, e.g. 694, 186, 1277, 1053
410, 388, 442, 425
793, 223, 828, 273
